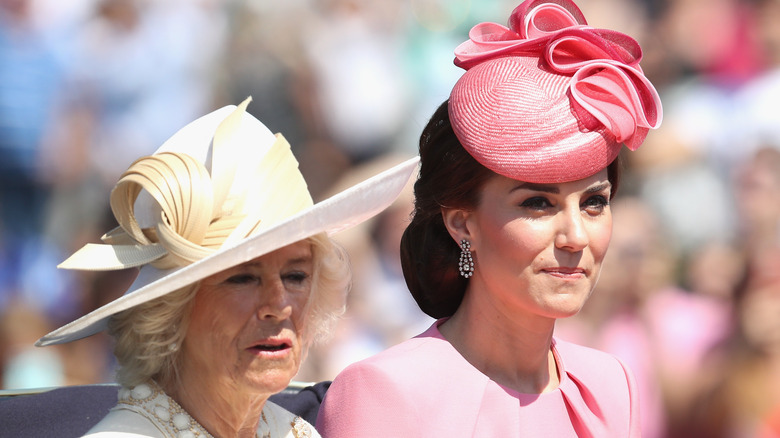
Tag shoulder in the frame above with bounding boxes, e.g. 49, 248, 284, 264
332, 324, 455, 390
262, 401, 320, 438
554, 337, 636, 385
84, 407, 163, 437
317, 324, 490, 435
316, 324, 451, 433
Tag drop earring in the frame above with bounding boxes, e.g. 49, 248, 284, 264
168, 324, 179, 352
458, 239, 474, 278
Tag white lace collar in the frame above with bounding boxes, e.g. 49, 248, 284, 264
115, 381, 313, 438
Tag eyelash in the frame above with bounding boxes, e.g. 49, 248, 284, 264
520, 197, 553, 210
225, 271, 310, 285
284, 271, 310, 284
583, 195, 609, 212
225, 274, 259, 285
519, 195, 609, 213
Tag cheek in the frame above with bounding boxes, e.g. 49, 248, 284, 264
291, 292, 313, 337
189, 292, 249, 347
590, 218, 613, 262
477, 218, 545, 266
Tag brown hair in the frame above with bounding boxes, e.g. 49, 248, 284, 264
400, 100, 621, 318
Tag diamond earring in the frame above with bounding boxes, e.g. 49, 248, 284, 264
458, 239, 474, 278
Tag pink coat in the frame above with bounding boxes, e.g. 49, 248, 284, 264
317, 321, 641, 437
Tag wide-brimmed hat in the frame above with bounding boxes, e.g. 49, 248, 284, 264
448, 0, 662, 183
36, 98, 418, 346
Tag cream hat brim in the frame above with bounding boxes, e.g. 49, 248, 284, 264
36, 104, 419, 346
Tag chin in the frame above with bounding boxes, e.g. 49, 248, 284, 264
245, 366, 299, 395
544, 296, 589, 319
553, 306, 585, 319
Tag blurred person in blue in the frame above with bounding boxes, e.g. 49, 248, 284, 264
303, 0, 411, 165
34, 98, 417, 437
67, 0, 226, 187
0, 0, 70, 310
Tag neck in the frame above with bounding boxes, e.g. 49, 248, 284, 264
163, 371, 268, 438
439, 285, 560, 394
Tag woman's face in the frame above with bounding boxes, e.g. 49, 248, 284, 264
181, 240, 314, 396
463, 169, 612, 320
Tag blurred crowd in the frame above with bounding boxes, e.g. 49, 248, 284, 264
0, 0, 779, 437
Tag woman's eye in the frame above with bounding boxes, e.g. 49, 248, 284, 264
582, 195, 609, 213
225, 274, 259, 285
284, 271, 310, 285
520, 196, 552, 210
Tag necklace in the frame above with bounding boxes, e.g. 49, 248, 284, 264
117, 382, 216, 438
116, 381, 313, 437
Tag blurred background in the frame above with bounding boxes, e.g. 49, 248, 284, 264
1, 0, 779, 436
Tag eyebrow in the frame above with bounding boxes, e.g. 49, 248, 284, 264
585, 182, 612, 194
511, 182, 559, 194
287, 256, 313, 265
235, 255, 312, 270
511, 181, 612, 194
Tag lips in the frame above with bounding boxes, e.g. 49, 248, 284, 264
542, 267, 587, 277
248, 338, 292, 353
253, 344, 288, 351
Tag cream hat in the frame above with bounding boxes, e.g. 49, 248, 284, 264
37, 98, 418, 346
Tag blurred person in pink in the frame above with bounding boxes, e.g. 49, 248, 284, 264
658, 0, 765, 86
316, 0, 662, 436
733, 146, 780, 261
684, 257, 780, 438
672, 146, 780, 437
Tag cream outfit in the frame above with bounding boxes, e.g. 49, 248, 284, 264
84, 381, 318, 438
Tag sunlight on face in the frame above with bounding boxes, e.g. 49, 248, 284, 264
181, 240, 314, 397
465, 169, 613, 321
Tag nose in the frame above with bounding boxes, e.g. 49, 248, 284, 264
554, 206, 588, 252
256, 280, 293, 320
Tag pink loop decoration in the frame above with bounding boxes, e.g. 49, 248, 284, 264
514, 1, 583, 39
453, 0, 661, 148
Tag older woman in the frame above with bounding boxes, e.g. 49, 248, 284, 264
35, 98, 418, 437
317, 1, 662, 437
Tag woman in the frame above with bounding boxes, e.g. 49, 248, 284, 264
316, 1, 662, 436
35, 98, 418, 437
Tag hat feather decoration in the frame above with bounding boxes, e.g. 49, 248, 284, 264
58, 98, 312, 271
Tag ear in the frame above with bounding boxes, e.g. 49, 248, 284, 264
441, 208, 472, 246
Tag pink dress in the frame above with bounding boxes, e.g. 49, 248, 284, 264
317, 320, 640, 437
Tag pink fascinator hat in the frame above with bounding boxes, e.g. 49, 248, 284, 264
449, 0, 662, 183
